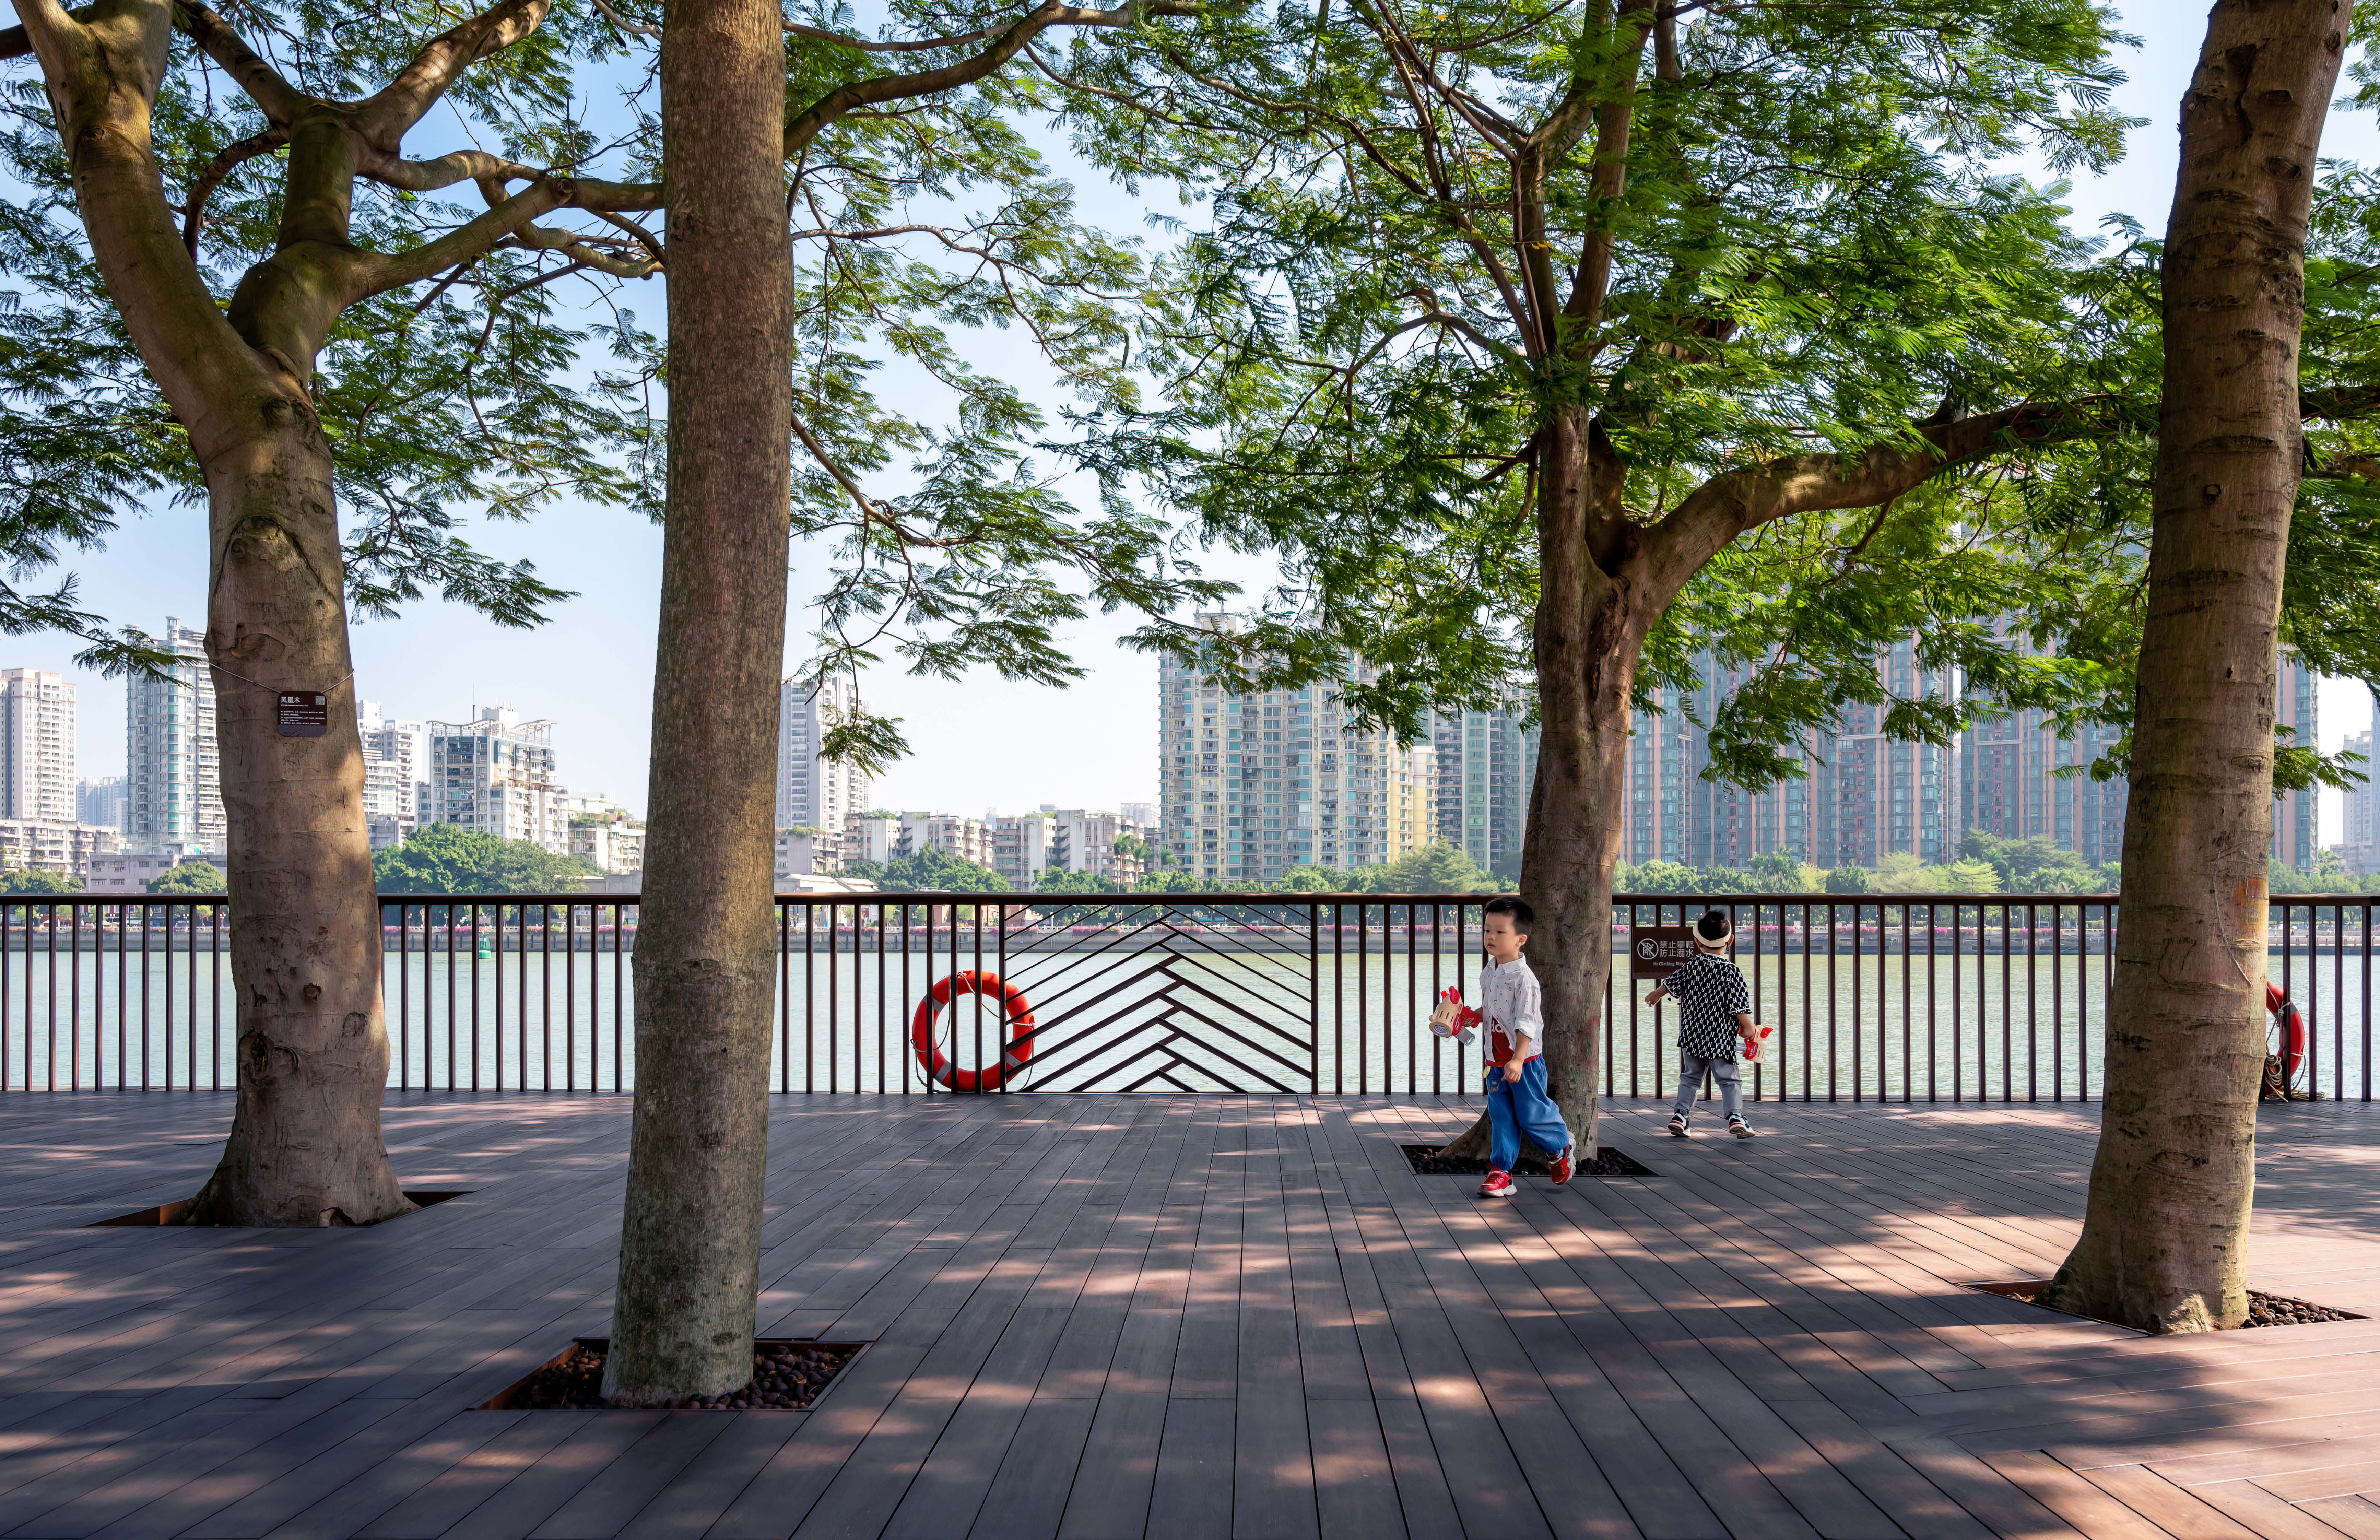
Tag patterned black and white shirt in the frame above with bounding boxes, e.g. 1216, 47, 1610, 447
1666, 951, 1751, 1061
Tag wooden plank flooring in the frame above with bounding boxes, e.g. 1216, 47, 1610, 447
3, 1093, 2379, 1538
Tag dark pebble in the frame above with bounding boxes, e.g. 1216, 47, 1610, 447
1402, 1144, 1654, 1178
1989, 1286, 2357, 1331
502, 1340, 858, 1411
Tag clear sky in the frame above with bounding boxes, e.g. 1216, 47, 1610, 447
27, 4, 2377, 837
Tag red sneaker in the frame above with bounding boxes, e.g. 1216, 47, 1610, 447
1548, 1144, 1576, 1185
1477, 1169, 1514, 1198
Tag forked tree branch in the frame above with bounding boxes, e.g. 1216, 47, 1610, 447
784, 0, 1202, 154
354, 0, 554, 143
172, 1, 307, 123
346, 177, 579, 298
1646, 398, 2113, 595
183, 124, 288, 255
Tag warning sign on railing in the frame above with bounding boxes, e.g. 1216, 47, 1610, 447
1629, 923, 1717, 980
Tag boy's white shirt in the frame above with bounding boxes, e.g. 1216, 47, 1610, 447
1477, 956, 1540, 1059
1430, 955, 1541, 1056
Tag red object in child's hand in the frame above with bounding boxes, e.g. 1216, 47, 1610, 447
1430, 986, 1481, 1033
1742, 1024, 1774, 1062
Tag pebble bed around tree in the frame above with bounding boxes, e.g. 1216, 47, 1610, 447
1981, 1284, 2359, 1330
494, 1339, 860, 1409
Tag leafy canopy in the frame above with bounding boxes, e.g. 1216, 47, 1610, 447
147, 860, 227, 895
0, 865, 81, 895
1042, 0, 2380, 799
2, 0, 1227, 745
844, 845, 1010, 894
373, 824, 597, 894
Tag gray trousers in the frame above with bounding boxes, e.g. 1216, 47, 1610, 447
1671, 1054, 1743, 1121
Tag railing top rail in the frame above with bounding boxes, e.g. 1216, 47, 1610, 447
11, 888, 2348, 907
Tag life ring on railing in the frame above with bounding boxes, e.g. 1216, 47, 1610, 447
910, 971, 1036, 1091
2265, 981, 2309, 1088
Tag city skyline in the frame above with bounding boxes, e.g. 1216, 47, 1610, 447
26, 635, 2380, 867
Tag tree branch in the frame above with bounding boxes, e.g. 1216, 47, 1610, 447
171, 1, 306, 123
353, 0, 554, 144
183, 125, 288, 256
784, 0, 1201, 155
1647, 398, 2113, 594
344, 178, 577, 299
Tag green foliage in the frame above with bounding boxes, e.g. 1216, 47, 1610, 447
1823, 867, 1876, 896
1363, 843, 1500, 895
844, 846, 1009, 894
147, 860, 224, 895
1033, 866, 1114, 895
1043, 0, 2380, 802
0, 866, 81, 895
373, 824, 596, 895
2269, 852, 2380, 894
2, 0, 1228, 746
1955, 829, 2113, 891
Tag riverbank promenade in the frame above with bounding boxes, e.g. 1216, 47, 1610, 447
3, 1093, 2378, 1538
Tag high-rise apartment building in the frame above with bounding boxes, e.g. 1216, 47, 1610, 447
0, 669, 75, 824
1810, 638, 1956, 866
427, 706, 567, 851
1433, 704, 1537, 875
991, 814, 1050, 890
125, 617, 223, 854
2274, 649, 2320, 868
1046, 808, 1146, 887
776, 676, 872, 834
1158, 617, 1435, 885
1624, 640, 1952, 871
358, 700, 428, 848
1118, 801, 1157, 829
1960, 639, 2317, 871
2343, 696, 2379, 874
77, 775, 127, 833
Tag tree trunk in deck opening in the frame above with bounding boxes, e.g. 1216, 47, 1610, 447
601, 0, 793, 1404
2039, 0, 2343, 1334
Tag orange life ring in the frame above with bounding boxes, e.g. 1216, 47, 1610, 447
2265, 981, 2309, 1086
910, 970, 1036, 1092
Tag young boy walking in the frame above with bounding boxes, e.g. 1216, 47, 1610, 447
1644, 909, 1762, 1140
1472, 896, 1575, 1197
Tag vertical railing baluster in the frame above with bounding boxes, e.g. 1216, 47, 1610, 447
115, 903, 128, 1092
1357, 895, 1369, 1095
1332, 903, 1344, 1095
2052, 901, 2064, 1102
567, 903, 578, 1093
44, 902, 56, 1092
1428, 904, 1441, 1096
139, 903, 151, 1091
1999, 901, 2012, 1104
2025, 900, 2038, 1103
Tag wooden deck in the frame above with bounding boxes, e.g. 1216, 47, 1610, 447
4, 1094, 2380, 1539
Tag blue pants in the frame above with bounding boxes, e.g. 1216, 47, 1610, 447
1486, 1057, 1572, 1171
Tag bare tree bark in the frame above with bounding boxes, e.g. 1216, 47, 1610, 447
11, 0, 412, 1224
601, 0, 792, 1404
2039, 0, 2344, 1333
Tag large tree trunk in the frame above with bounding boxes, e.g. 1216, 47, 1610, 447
22, 0, 409, 1226
2039, 0, 2343, 1333
1445, 409, 1648, 1158
602, 0, 792, 1405
184, 417, 412, 1226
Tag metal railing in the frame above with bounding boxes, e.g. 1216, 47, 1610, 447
0, 892, 2368, 1099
